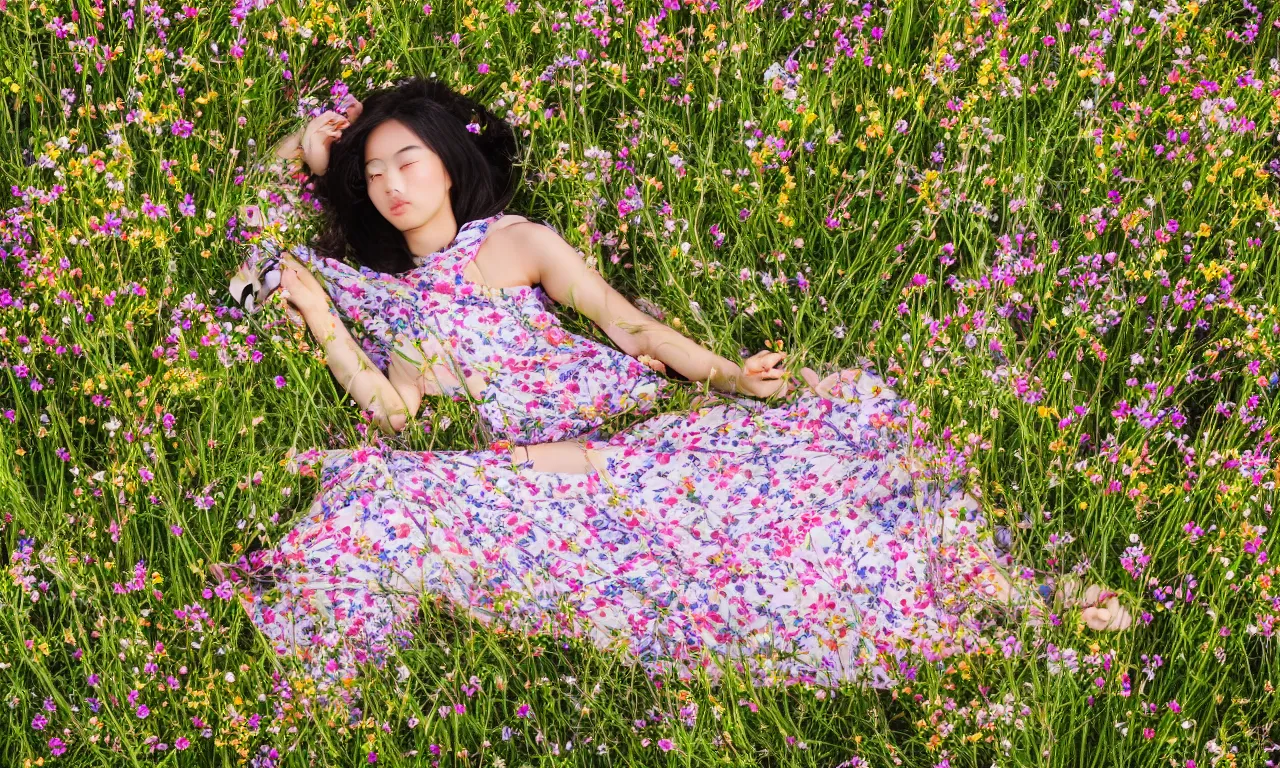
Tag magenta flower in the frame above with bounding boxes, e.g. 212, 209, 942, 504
49, 738, 66, 756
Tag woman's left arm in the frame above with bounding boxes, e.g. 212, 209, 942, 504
500, 222, 790, 399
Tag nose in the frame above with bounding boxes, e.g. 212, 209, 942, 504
383, 169, 404, 195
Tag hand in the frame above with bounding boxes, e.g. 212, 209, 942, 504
1056, 579, 1134, 632
801, 367, 855, 399
388, 334, 463, 398
637, 354, 667, 375
735, 350, 790, 399
301, 98, 363, 176
278, 255, 330, 317
1078, 584, 1134, 631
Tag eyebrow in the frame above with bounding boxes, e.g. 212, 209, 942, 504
365, 145, 423, 168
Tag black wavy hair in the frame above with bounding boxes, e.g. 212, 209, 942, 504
311, 77, 520, 274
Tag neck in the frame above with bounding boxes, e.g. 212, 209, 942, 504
404, 208, 460, 257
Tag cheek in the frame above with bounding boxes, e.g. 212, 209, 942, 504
424, 159, 451, 189
412, 165, 449, 200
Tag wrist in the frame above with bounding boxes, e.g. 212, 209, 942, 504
273, 128, 305, 161
710, 364, 743, 394
299, 301, 335, 330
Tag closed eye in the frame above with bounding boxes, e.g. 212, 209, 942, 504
401, 162, 418, 169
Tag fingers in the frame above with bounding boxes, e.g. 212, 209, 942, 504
637, 354, 667, 374
744, 350, 786, 375
307, 113, 350, 142
1072, 584, 1133, 631
277, 267, 300, 295
801, 367, 822, 393
279, 262, 320, 296
317, 125, 345, 146
750, 350, 786, 368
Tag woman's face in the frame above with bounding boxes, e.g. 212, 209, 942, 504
363, 119, 452, 233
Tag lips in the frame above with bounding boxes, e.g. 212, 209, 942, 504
389, 200, 409, 215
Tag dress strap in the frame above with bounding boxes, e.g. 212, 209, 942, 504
438, 212, 506, 276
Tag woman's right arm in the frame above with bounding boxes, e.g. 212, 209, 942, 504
281, 258, 420, 435
301, 304, 420, 435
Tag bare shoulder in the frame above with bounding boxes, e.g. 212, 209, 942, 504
488, 213, 532, 232
473, 216, 568, 287
483, 216, 565, 251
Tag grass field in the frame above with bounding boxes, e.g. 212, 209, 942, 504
3, 0, 1280, 765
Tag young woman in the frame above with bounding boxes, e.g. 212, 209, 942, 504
215, 365, 1131, 692
217, 78, 1132, 692
231, 78, 792, 446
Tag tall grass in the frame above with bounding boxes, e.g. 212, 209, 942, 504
2, 0, 1279, 765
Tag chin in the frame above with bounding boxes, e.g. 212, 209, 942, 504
404, 214, 432, 231
382, 210, 419, 231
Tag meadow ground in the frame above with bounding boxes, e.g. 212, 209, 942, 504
2, 0, 1280, 765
